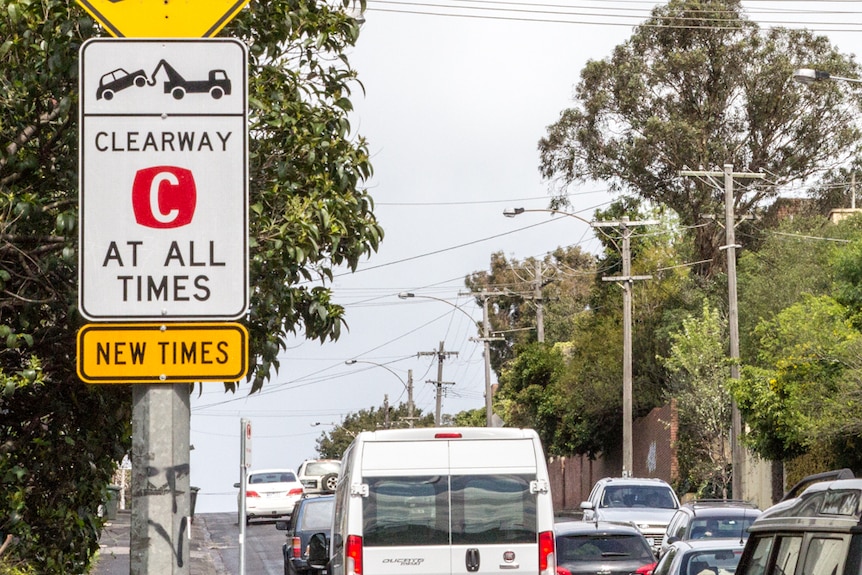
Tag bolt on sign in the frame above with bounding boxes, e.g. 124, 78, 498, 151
77, 323, 248, 383
78, 38, 248, 321
75, 0, 251, 38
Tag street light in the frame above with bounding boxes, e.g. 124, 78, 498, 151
792, 68, 862, 86
398, 292, 497, 427
344, 359, 415, 427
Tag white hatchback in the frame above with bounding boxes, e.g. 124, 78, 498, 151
236, 468, 304, 524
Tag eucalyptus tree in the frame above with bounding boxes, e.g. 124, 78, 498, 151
539, 0, 862, 276
0, 0, 380, 571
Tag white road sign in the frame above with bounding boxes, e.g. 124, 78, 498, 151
78, 39, 248, 321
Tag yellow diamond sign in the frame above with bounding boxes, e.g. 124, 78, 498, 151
76, 0, 250, 38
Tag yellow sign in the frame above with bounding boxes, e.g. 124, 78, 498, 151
77, 322, 248, 383
75, 0, 250, 38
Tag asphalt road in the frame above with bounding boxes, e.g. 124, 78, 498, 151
199, 512, 288, 575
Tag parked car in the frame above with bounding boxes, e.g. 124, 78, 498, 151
735, 473, 861, 575
235, 468, 304, 524
277, 495, 334, 575
556, 520, 657, 575
581, 477, 680, 555
660, 500, 761, 557
296, 459, 341, 494
653, 539, 746, 575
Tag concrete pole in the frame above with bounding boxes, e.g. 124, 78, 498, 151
407, 369, 415, 428
724, 164, 745, 500
130, 384, 190, 575
435, 341, 445, 425
482, 293, 493, 426
620, 219, 633, 478
535, 260, 545, 343
383, 394, 390, 429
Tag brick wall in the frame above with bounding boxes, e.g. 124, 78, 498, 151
548, 401, 678, 512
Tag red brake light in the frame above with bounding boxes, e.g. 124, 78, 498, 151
346, 534, 363, 575
434, 432, 462, 438
288, 488, 304, 496
291, 536, 302, 558
245, 490, 260, 498
539, 530, 555, 574
557, 567, 573, 575
636, 562, 657, 575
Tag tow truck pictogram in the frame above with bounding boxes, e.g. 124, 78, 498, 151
147, 59, 231, 100
94, 59, 231, 100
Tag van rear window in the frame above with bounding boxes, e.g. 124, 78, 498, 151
362, 474, 537, 547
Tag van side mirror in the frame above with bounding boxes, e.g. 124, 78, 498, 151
306, 532, 328, 569
275, 520, 289, 531
580, 501, 594, 510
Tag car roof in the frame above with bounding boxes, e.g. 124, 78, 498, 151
678, 506, 762, 518
555, 520, 646, 536
669, 538, 747, 552
680, 499, 759, 510
247, 468, 297, 475
597, 477, 674, 486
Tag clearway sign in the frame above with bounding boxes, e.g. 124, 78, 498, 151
78, 39, 248, 321
75, 0, 250, 38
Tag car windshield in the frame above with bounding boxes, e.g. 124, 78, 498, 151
557, 534, 654, 562
304, 461, 341, 476
249, 471, 296, 484
601, 485, 677, 509
300, 499, 334, 531
689, 517, 757, 540
682, 549, 743, 575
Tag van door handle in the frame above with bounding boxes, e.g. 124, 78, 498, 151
465, 548, 480, 572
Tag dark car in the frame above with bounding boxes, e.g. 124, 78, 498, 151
276, 494, 334, 575
660, 500, 761, 557
96, 68, 148, 100
556, 520, 657, 575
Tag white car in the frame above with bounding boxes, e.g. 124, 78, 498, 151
581, 477, 680, 555
236, 468, 304, 524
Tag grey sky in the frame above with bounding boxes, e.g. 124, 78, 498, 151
189, 1, 862, 512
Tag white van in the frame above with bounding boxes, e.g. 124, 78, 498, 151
327, 427, 556, 575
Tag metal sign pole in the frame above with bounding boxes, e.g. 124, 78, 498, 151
239, 418, 250, 575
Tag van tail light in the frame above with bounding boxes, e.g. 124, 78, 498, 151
245, 490, 260, 498
288, 488, 304, 496
291, 536, 302, 558
636, 562, 657, 575
434, 432, 462, 439
539, 530, 555, 575
346, 534, 363, 575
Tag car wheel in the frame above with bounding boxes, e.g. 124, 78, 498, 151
322, 473, 338, 492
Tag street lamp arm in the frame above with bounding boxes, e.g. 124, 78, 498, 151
344, 359, 407, 389
397, 292, 478, 324
502, 206, 595, 226
793, 68, 862, 86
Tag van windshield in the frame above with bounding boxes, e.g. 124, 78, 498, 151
362, 474, 537, 547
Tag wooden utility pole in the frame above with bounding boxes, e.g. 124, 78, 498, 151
418, 341, 457, 425
595, 217, 655, 478
679, 164, 765, 500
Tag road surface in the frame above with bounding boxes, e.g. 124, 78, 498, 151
199, 512, 287, 575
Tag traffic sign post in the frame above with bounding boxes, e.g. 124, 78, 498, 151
76, 0, 250, 38
76, 35, 250, 575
